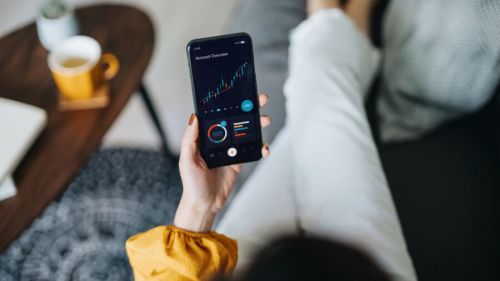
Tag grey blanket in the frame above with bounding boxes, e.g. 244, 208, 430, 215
0, 149, 182, 281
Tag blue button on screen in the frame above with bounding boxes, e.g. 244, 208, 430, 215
241, 100, 254, 112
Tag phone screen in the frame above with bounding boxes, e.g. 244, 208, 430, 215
187, 33, 262, 168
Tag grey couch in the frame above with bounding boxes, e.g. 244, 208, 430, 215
227, 0, 500, 280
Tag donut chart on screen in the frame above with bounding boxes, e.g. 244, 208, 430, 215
207, 123, 228, 143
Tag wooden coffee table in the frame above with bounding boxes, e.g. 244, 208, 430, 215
0, 4, 169, 252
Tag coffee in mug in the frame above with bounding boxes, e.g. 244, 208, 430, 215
48, 35, 119, 109
61, 57, 89, 68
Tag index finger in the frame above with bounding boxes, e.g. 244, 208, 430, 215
258, 93, 269, 108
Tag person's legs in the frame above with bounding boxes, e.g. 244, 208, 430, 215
217, 128, 299, 270
284, 4, 417, 281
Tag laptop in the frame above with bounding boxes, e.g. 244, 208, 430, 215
0, 98, 47, 201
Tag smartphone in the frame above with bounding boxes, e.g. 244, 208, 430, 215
187, 33, 263, 168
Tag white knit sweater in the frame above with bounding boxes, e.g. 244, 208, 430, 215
377, 0, 500, 141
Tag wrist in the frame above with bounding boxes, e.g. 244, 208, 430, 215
173, 196, 218, 233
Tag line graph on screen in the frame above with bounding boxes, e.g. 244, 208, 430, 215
200, 62, 248, 105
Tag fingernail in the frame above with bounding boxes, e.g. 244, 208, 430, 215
263, 145, 270, 156
188, 114, 195, 125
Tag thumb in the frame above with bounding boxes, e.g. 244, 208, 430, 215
180, 113, 199, 160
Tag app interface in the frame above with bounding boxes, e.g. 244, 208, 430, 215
189, 35, 261, 165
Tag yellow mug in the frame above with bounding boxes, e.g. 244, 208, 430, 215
48, 35, 119, 100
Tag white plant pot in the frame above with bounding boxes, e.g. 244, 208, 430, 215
36, 10, 79, 50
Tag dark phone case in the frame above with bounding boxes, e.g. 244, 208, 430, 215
186, 33, 263, 168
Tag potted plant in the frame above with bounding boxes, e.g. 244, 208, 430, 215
36, 0, 79, 50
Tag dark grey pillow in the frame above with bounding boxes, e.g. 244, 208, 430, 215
226, 0, 306, 143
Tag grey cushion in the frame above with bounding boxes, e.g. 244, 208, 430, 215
224, 0, 306, 183
377, 0, 500, 142
379, 100, 500, 281
0, 149, 181, 281
226, 0, 306, 143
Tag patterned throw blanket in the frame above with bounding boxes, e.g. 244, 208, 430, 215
0, 149, 182, 281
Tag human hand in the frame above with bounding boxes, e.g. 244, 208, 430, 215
174, 93, 271, 232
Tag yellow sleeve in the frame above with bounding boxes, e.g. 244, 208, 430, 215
126, 226, 238, 281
